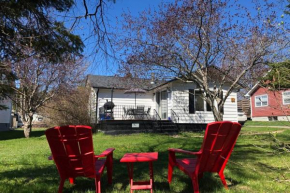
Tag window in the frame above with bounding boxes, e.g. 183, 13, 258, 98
189, 89, 212, 114
282, 91, 290, 105
195, 90, 204, 111
206, 102, 212, 111
255, 95, 268, 107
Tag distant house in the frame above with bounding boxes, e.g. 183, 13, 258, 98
0, 72, 21, 131
246, 84, 290, 121
0, 72, 14, 131
0, 97, 13, 131
85, 73, 241, 125
32, 113, 46, 127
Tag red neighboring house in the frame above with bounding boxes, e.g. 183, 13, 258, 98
246, 84, 290, 121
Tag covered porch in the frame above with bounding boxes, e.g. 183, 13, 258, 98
96, 88, 172, 122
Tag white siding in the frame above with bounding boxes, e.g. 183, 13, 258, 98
223, 91, 238, 122
170, 81, 238, 123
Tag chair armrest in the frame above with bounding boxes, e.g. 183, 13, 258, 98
168, 148, 202, 156
95, 148, 115, 158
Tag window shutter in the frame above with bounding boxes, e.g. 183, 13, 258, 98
189, 89, 195, 114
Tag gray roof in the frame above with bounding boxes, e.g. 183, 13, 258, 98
86, 75, 165, 90
86, 66, 244, 90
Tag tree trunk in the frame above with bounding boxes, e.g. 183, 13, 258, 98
24, 114, 33, 138
206, 97, 223, 121
212, 105, 223, 121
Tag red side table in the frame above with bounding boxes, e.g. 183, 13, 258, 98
120, 152, 158, 193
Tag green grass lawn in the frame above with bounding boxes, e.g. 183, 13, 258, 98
0, 126, 290, 193
244, 121, 290, 127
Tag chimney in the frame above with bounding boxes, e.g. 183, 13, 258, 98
150, 73, 155, 85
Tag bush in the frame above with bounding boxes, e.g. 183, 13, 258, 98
41, 87, 91, 127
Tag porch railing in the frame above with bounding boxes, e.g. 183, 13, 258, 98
171, 109, 179, 123
99, 105, 153, 120
153, 109, 161, 121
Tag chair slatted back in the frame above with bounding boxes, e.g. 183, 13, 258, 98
147, 107, 151, 114
198, 121, 241, 173
123, 107, 127, 114
46, 125, 96, 179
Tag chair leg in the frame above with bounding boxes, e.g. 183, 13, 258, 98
218, 171, 228, 189
58, 178, 65, 193
106, 153, 113, 184
168, 163, 174, 183
191, 177, 199, 193
95, 178, 101, 193
168, 151, 176, 183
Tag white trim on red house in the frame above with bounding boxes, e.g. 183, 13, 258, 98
254, 94, 268, 107
250, 97, 253, 119
282, 91, 290, 105
245, 83, 260, 97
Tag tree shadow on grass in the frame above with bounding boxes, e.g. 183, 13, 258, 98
122, 136, 281, 192
0, 162, 122, 193
0, 129, 45, 140
0, 165, 60, 193
112, 144, 244, 193
1, 133, 282, 192
0, 161, 238, 193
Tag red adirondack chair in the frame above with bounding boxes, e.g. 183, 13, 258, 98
45, 125, 115, 193
168, 121, 241, 193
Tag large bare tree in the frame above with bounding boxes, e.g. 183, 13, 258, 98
9, 55, 87, 138
66, 0, 113, 51
115, 0, 290, 121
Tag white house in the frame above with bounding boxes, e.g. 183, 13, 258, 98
0, 97, 13, 131
85, 74, 239, 124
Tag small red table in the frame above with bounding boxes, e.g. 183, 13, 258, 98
120, 152, 158, 193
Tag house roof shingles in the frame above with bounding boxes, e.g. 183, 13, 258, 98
87, 66, 245, 90
86, 75, 165, 90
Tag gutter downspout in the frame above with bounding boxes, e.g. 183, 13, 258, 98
95, 88, 99, 123
111, 87, 114, 117
111, 87, 114, 103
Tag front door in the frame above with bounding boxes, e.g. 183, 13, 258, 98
160, 91, 168, 119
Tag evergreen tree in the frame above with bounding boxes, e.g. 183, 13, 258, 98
0, 0, 84, 105
262, 61, 290, 89
285, 0, 290, 15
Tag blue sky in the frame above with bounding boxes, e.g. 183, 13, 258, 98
70, 0, 287, 76
80, 0, 174, 76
